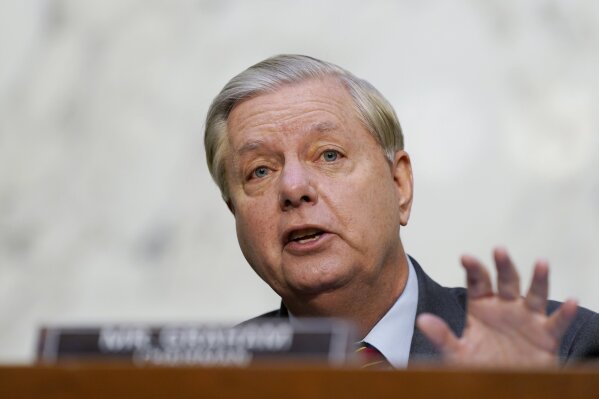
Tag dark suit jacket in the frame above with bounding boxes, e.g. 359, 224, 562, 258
248, 257, 599, 363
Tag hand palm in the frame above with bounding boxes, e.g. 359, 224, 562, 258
417, 248, 577, 367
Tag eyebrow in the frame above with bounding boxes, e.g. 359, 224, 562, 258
236, 121, 341, 156
237, 139, 267, 156
311, 121, 338, 133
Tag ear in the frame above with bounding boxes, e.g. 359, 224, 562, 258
391, 150, 414, 226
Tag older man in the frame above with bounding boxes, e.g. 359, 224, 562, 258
204, 54, 599, 367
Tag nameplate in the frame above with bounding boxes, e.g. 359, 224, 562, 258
37, 319, 356, 366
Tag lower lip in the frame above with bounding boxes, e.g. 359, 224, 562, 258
284, 232, 333, 255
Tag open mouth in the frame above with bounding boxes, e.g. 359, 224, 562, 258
286, 228, 325, 245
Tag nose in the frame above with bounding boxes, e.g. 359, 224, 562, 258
278, 160, 318, 210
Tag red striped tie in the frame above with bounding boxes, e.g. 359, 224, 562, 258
355, 342, 391, 369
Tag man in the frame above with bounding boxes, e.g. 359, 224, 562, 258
204, 54, 599, 367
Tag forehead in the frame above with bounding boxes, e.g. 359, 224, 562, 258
226, 77, 361, 148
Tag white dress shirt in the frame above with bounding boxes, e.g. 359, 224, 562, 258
362, 256, 419, 368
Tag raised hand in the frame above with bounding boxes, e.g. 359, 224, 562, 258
416, 247, 578, 367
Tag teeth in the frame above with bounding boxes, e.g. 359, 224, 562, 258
288, 228, 323, 242
297, 235, 320, 244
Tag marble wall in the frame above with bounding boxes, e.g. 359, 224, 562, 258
1, 0, 598, 362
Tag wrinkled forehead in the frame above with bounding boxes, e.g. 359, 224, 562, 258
225, 77, 360, 149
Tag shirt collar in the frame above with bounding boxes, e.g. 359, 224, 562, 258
362, 256, 419, 368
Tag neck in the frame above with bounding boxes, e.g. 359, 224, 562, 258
284, 244, 410, 339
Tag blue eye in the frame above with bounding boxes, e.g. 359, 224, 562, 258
322, 150, 339, 162
253, 166, 269, 178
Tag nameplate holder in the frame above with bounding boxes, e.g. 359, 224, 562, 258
36, 319, 356, 366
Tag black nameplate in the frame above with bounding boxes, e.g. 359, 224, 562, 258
37, 319, 356, 366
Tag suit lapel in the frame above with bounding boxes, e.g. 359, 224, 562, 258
408, 257, 467, 361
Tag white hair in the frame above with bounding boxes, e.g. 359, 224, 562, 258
204, 54, 404, 201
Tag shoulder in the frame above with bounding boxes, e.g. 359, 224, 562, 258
551, 301, 599, 362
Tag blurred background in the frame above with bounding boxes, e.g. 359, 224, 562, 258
1, 0, 598, 363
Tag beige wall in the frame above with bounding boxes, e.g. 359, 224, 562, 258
1, 0, 598, 362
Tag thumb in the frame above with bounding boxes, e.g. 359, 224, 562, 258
416, 313, 460, 356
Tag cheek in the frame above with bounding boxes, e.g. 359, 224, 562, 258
235, 201, 278, 258
332, 172, 400, 243
234, 201, 284, 289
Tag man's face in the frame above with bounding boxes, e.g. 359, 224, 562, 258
225, 77, 413, 307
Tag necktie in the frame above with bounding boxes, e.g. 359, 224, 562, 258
355, 342, 392, 369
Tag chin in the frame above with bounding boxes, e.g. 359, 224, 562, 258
286, 269, 353, 297
282, 275, 358, 318
278, 257, 356, 297
289, 280, 342, 296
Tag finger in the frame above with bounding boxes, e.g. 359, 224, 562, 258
525, 260, 549, 313
416, 313, 460, 356
546, 299, 578, 340
461, 255, 493, 299
494, 247, 520, 300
